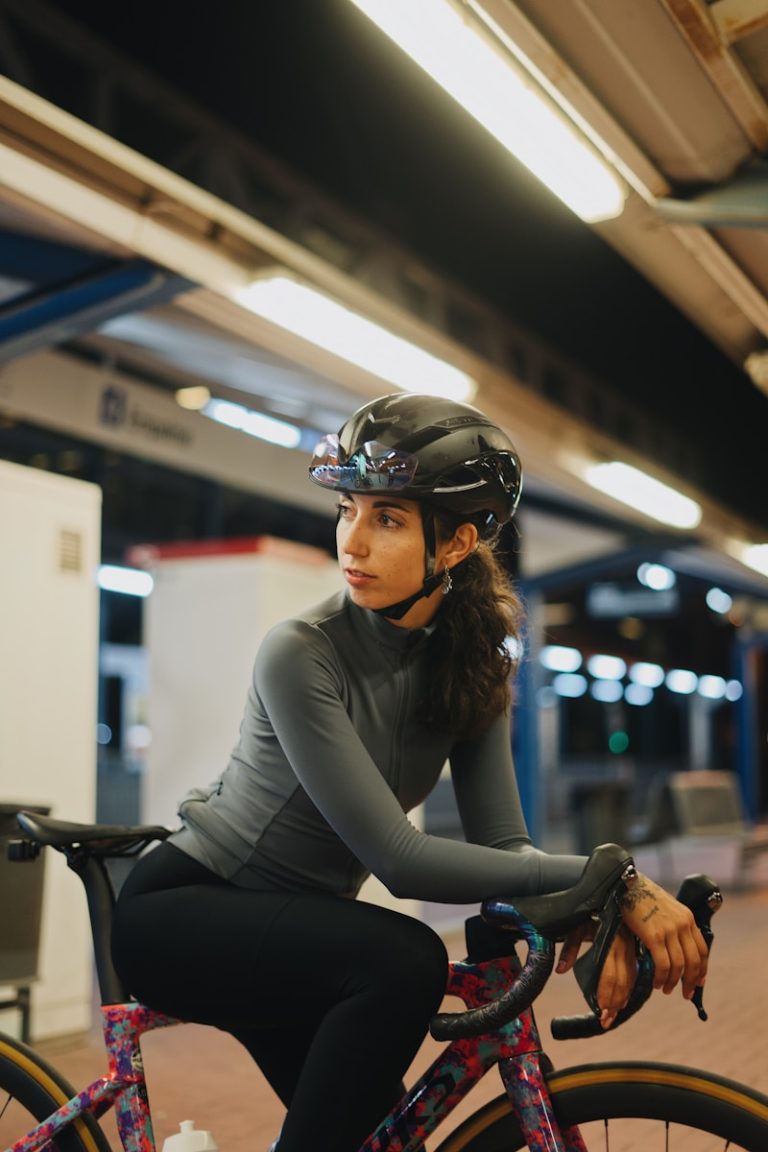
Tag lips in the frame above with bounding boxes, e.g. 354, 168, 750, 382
344, 568, 375, 587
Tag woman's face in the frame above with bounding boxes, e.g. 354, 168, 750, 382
335, 492, 448, 628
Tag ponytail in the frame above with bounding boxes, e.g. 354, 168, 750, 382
424, 513, 524, 739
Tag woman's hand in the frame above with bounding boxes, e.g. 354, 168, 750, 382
556, 921, 638, 1029
619, 872, 709, 999
555, 871, 709, 1029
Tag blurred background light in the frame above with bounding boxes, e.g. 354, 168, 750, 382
698, 675, 727, 700
706, 586, 733, 614
553, 672, 588, 698
591, 679, 624, 703
540, 645, 582, 672
637, 562, 676, 590
725, 680, 744, 702
97, 565, 154, 597
629, 661, 665, 688
586, 653, 627, 680
608, 730, 630, 754
625, 683, 654, 706
666, 668, 698, 694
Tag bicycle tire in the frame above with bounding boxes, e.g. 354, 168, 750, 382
434, 1060, 768, 1151
0, 1032, 112, 1152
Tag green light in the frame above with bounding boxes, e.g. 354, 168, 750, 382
608, 730, 629, 754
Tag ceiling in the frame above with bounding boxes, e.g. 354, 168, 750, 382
1, 0, 768, 591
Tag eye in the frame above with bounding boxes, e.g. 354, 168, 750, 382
378, 510, 403, 528
336, 500, 354, 519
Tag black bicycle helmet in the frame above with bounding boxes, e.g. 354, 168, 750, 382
308, 394, 522, 620
309, 392, 522, 531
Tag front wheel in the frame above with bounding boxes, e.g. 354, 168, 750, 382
434, 1061, 768, 1151
0, 1032, 113, 1152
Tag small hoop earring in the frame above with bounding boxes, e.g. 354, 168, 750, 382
442, 567, 453, 595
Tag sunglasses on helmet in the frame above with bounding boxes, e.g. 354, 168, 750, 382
309, 434, 419, 491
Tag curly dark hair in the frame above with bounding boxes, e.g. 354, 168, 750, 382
422, 510, 525, 739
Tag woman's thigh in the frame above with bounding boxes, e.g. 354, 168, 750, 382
112, 845, 447, 1029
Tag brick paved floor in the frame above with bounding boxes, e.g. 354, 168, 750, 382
19, 879, 766, 1152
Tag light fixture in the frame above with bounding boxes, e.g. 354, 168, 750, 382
583, 462, 702, 529
637, 562, 676, 591
586, 654, 627, 680
233, 276, 476, 403
540, 644, 582, 672
698, 675, 726, 700
666, 669, 698, 695
744, 349, 768, 393
348, 0, 626, 222
175, 385, 211, 411
706, 587, 733, 614
741, 543, 768, 577
203, 397, 302, 449
552, 672, 588, 698
591, 679, 623, 703
629, 662, 665, 689
725, 680, 743, 701
625, 683, 653, 707
97, 565, 154, 598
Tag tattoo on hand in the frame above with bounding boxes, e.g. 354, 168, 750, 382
619, 875, 655, 912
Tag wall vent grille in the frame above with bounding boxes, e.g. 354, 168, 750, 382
59, 529, 83, 573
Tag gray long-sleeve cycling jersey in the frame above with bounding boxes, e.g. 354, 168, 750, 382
171, 590, 586, 902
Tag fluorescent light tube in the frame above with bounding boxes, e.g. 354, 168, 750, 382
349, 0, 626, 222
204, 397, 302, 448
234, 276, 475, 403
584, 461, 702, 529
742, 543, 768, 577
98, 565, 154, 597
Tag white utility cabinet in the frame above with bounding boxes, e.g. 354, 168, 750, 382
0, 460, 101, 1039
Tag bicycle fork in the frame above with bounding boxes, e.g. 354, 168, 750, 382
498, 1051, 587, 1152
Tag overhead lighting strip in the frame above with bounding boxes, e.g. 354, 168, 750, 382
348, 0, 626, 222
233, 275, 476, 402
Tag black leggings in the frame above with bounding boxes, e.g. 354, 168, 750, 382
111, 843, 448, 1152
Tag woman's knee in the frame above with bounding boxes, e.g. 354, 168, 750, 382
358, 912, 448, 1008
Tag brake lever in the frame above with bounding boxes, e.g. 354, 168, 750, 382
676, 873, 722, 1020
551, 870, 722, 1040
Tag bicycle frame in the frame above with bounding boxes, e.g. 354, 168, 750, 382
362, 950, 584, 1152
9, 1003, 179, 1152
8, 951, 584, 1152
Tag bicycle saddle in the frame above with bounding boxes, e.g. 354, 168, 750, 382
14, 810, 170, 854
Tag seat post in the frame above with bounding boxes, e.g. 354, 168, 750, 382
68, 850, 129, 1005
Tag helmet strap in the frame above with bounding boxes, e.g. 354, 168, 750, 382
372, 506, 442, 622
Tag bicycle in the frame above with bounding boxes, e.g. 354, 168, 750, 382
1, 811, 767, 1152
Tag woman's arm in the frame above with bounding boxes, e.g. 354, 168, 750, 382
451, 712, 708, 1014
255, 622, 585, 901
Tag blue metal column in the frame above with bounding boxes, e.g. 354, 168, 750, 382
733, 632, 767, 821
512, 581, 542, 843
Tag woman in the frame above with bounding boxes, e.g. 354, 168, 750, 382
112, 393, 708, 1152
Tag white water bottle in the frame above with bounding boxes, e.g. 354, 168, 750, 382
162, 1120, 218, 1152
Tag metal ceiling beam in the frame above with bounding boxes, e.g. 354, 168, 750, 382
659, 0, 768, 150
0, 258, 191, 364
710, 0, 768, 45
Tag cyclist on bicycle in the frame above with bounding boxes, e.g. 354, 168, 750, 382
111, 393, 708, 1152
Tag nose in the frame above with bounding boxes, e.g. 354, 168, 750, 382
338, 511, 370, 557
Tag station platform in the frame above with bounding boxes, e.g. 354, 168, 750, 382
30, 881, 768, 1152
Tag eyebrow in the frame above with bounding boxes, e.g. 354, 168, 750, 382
372, 499, 411, 512
340, 494, 414, 513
